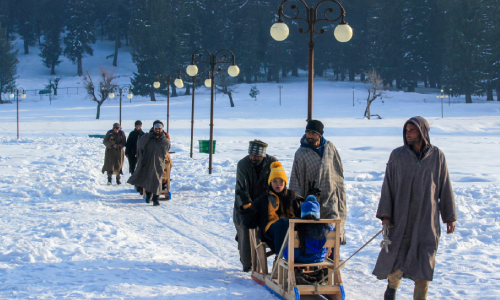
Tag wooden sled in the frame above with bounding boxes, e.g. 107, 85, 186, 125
250, 219, 345, 300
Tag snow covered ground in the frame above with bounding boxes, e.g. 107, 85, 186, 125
0, 40, 499, 299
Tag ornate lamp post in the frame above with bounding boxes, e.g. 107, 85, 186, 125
174, 66, 212, 159
153, 73, 184, 134
185, 49, 240, 174
10, 87, 27, 139
271, 0, 353, 121
437, 89, 448, 118
109, 85, 133, 126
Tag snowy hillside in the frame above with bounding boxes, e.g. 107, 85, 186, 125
0, 39, 499, 299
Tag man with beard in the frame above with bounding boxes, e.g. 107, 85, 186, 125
373, 116, 456, 300
102, 123, 126, 185
127, 120, 170, 206
125, 120, 145, 175
289, 120, 347, 245
233, 140, 277, 272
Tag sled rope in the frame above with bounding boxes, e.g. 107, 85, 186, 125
315, 224, 391, 287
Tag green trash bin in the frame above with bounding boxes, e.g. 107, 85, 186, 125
198, 140, 216, 154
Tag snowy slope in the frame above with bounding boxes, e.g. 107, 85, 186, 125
0, 39, 499, 299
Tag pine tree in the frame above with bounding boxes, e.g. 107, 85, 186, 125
17, 0, 39, 54
0, 23, 18, 95
442, 0, 485, 103
482, 0, 500, 101
39, 0, 65, 75
130, 0, 183, 101
63, 0, 95, 76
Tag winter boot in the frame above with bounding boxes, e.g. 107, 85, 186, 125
116, 177, 121, 185
384, 285, 397, 300
107, 177, 112, 185
145, 194, 151, 204
242, 266, 251, 273
153, 199, 160, 206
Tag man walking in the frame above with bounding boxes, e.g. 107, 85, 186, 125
127, 120, 170, 206
289, 120, 347, 244
102, 123, 126, 185
125, 120, 145, 175
372, 116, 457, 300
234, 140, 277, 272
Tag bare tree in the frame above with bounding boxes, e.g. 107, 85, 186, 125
83, 67, 117, 119
364, 69, 388, 120
215, 71, 236, 107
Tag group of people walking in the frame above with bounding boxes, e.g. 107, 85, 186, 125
101, 120, 172, 206
233, 117, 457, 300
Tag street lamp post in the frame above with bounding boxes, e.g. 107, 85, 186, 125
173, 67, 211, 159
10, 87, 27, 139
153, 73, 184, 134
109, 85, 133, 126
278, 85, 284, 106
185, 49, 240, 174
437, 89, 448, 118
271, 0, 353, 121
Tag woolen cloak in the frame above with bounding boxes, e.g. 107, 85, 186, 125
289, 136, 347, 243
372, 117, 457, 281
127, 131, 170, 195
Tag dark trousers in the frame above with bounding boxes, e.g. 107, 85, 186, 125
265, 218, 290, 254
107, 171, 121, 180
145, 191, 159, 201
235, 222, 252, 268
128, 155, 137, 174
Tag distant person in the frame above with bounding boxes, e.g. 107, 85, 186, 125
372, 116, 457, 300
102, 123, 126, 185
239, 161, 303, 258
125, 120, 145, 175
233, 140, 277, 272
127, 120, 170, 206
289, 120, 347, 245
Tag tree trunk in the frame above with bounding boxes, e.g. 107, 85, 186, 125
365, 102, 371, 120
340, 68, 345, 81
361, 72, 366, 82
292, 67, 298, 77
96, 101, 103, 119
349, 68, 355, 81
496, 88, 500, 101
171, 84, 177, 97
112, 38, 119, 67
245, 74, 252, 83
486, 85, 493, 100
77, 56, 83, 76
150, 91, 156, 101
185, 83, 191, 95
228, 91, 235, 107
24, 40, 29, 55
465, 92, 472, 103
50, 64, 56, 75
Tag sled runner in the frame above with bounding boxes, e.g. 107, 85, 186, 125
250, 219, 345, 300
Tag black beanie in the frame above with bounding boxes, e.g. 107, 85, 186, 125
135, 120, 142, 126
306, 120, 324, 136
153, 120, 164, 126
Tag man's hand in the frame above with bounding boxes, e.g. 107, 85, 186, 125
307, 180, 321, 197
446, 221, 455, 234
113, 144, 118, 149
236, 180, 251, 206
382, 217, 391, 229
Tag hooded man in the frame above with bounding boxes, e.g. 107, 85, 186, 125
289, 120, 347, 244
233, 140, 277, 272
127, 120, 170, 206
102, 122, 126, 185
372, 116, 457, 300
125, 120, 145, 175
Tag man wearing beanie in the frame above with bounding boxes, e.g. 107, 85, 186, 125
373, 117, 456, 300
128, 120, 170, 206
239, 161, 303, 261
125, 120, 145, 175
289, 119, 347, 245
102, 123, 126, 185
233, 140, 277, 272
